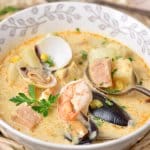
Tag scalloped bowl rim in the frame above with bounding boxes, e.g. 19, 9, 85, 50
0, 1, 149, 149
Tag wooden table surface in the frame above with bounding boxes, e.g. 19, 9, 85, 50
0, 0, 150, 150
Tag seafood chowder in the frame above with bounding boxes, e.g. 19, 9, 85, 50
0, 31, 150, 145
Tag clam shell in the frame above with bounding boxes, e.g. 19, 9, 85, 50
18, 67, 57, 88
36, 35, 72, 70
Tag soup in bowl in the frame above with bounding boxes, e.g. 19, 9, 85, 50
0, 2, 149, 150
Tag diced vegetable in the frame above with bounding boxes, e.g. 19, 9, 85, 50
40, 53, 49, 62
55, 61, 82, 86
76, 28, 80, 32
90, 99, 103, 109
89, 46, 128, 64
10, 56, 21, 63
115, 80, 124, 90
112, 58, 134, 88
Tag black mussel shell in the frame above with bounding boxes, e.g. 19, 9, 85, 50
64, 133, 91, 145
64, 113, 98, 145
90, 91, 130, 126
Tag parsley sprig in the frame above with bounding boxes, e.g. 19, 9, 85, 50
10, 85, 36, 105
32, 94, 59, 117
10, 85, 59, 117
45, 56, 54, 67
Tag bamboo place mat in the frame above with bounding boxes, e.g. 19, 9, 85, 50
0, 0, 150, 150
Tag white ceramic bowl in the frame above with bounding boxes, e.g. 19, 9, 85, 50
0, 2, 150, 150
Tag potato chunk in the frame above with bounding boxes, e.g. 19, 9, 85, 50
55, 61, 82, 86
113, 58, 134, 89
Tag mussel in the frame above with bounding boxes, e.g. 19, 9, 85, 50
90, 91, 130, 126
64, 113, 98, 145
84, 59, 131, 126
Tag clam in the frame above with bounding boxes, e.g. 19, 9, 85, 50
19, 67, 57, 88
86, 52, 150, 97
90, 91, 130, 126
35, 35, 72, 71
18, 35, 72, 88
64, 113, 98, 145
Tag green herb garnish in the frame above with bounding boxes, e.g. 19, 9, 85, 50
78, 61, 83, 65
10, 92, 35, 106
112, 56, 122, 61
121, 105, 127, 109
32, 94, 59, 117
53, 32, 59, 36
101, 38, 108, 45
10, 85, 36, 106
10, 85, 59, 117
76, 28, 80, 32
81, 50, 88, 60
128, 57, 134, 62
105, 99, 113, 106
45, 56, 54, 67
137, 80, 143, 85
104, 88, 120, 94
92, 116, 104, 126
0, 6, 19, 16
28, 84, 36, 99
111, 68, 118, 77
115, 56, 122, 60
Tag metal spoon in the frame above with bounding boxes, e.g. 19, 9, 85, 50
84, 66, 150, 97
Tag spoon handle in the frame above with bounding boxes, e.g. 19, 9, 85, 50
134, 85, 150, 97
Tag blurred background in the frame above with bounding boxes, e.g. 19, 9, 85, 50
0, 0, 149, 150
0, 0, 150, 27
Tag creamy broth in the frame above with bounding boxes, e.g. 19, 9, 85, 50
0, 31, 150, 144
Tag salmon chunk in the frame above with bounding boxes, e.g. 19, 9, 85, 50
89, 58, 112, 87
12, 103, 42, 130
